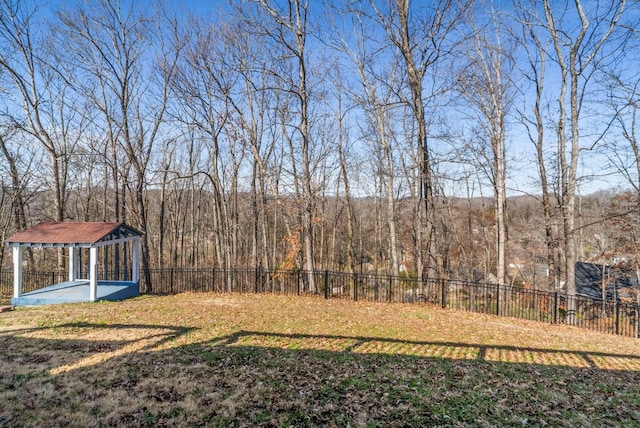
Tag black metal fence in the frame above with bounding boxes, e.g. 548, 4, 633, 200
0, 269, 68, 299
1, 267, 639, 339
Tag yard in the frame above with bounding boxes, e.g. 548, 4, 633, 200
1, 293, 640, 426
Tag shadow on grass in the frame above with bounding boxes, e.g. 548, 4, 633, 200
1, 324, 640, 427
0, 322, 196, 375
214, 330, 640, 371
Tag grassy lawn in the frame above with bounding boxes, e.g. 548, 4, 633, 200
1, 293, 640, 427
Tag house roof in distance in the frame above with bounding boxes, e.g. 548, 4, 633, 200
5, 222, 142, 247
575, 261, 635, 301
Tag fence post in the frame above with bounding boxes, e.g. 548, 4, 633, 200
230, 268, 235, 293
496, 284, 500, 316
440, 278, 446, 308
297, 270, 301, 295
254, 268, 259, 294
324, 270, 329, 299
553, 291, 558, 324
388, 277, 393, 303
354, 273, 358, 302
615, 301, 620, 335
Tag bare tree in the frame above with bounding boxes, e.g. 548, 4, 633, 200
361, 0, 466, 279
333, 10, 402, 275
170, 18, 237, 286
0, 0, 80, 269
513, 0, 561, 291
540, 0, 626, 323
330, 67, 358, 273
0, 130, 38, 266
231, 30, 285, 271
242, 0, 318, 289
56, 0, 182, 291
457, 4, 514, 287
601, 30, 640, 305
0, 132, 28, 235
605, 65, 640, 199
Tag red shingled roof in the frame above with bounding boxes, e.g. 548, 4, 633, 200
5, 222, 140, 246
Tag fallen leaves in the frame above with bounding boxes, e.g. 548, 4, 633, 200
0, 293, 639, 426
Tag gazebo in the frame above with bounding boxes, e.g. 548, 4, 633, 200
6, 222, 142, 306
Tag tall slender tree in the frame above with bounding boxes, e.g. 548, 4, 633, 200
457, 4, 514, 287
362, 0, 465, 279
244, 0, 317, 289
0, 0, 85, 269
541, 0, 626, 322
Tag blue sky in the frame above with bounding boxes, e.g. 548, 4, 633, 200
11, 0, 640, 197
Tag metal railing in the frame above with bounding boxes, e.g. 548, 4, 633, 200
1, 267, 638, 339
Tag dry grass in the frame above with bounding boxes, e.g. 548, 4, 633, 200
1, 293, 640, 426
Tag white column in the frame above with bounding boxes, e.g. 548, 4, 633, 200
13, 246, 23, 298
132, 238, 140, 283
68, 247, 76, 282
89, 246, 98, 301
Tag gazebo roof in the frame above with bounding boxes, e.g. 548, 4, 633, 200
5, 222, 142, 248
